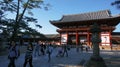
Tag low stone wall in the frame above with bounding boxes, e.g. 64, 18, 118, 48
100, 45, 111, 50
112, 45, 120, 50
99, 45, 120, 50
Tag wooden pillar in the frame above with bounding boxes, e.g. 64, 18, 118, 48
76, 31, 78, 45
87, 32, 90, 46
60, 33, 61, 45
66, 31, 68, 45
109, 30, 112, 49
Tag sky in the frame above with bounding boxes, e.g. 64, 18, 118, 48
31, 0, 120, 34
7, 0, 120, 34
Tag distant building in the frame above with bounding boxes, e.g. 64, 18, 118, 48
111, 32, 120, 44
45, 34, 60, 45
50, 10, 120, 49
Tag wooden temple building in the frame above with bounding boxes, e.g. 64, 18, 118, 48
50, 10, 120, 49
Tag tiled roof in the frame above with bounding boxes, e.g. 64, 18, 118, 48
45, 34, 60, 38
112, 32, 120, 36
53, 10, 120, 22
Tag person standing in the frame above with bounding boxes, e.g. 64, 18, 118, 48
8, 41, 19, 67
23, 42, 33, 67
80, 43, 83, 52
85, 43, 89, 52
76, 45, 79, 52
40, 42, 46, 55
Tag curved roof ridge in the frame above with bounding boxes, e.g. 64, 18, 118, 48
63, 9, 110, 17
112, 14, 120, 17
59, 9, 111, 22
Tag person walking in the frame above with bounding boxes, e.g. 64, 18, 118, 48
46, 43, 53, 62
8, 41, 19, 67
62, 44, 68, 57
56, 46, 63, 57
23, 42, 33, 67
34, 42, 40, 57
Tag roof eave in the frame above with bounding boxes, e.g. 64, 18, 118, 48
50, 16, 120, 28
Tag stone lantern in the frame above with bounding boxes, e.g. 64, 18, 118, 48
85, 23, 107, 67
90, 23, 101, 59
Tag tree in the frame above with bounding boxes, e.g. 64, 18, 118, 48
0, 0, 49, 41
111, 0, 120, 9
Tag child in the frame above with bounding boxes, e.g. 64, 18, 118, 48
23, 43, 33, 67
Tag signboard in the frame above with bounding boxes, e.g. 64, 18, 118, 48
79, 36, 87, 43
61, 34, 67, 44
101, 33, 110, 45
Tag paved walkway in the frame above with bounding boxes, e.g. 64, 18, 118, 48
100, 50, 120, 67
0, 47, 120, 67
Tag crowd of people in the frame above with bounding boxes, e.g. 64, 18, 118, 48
7, 41, 90, 67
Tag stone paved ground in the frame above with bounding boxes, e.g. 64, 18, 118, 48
0, 47, 120, 67
0, 47, 92, 67
100, 50, 120, 67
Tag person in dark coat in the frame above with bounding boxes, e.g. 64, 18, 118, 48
8, 41, 19, 67
62, 44, 68, 57
23, 42, 33, 67
40, 43, 46, 55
